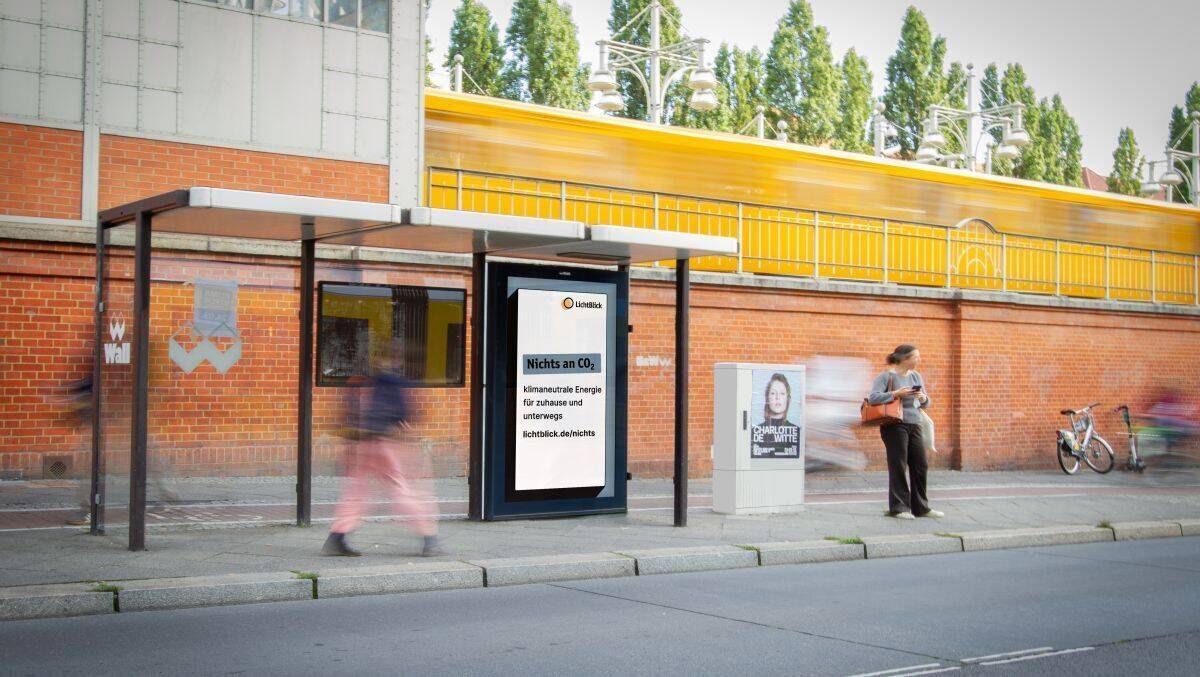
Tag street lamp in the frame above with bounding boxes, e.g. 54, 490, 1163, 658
1145, 111, 1200, 206
587, 0, 716, 124
916, 64, 1030, 173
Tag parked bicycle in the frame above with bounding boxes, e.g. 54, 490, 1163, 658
1056, 403, 1115, 475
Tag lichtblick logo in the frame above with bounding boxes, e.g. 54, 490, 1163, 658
561, 297, 574, 309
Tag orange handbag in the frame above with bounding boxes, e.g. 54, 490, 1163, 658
860, 373, 902, 426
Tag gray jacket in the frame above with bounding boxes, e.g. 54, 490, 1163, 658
867, 370, 929, 425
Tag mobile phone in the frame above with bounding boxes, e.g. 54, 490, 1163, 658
912, 385, 922, 391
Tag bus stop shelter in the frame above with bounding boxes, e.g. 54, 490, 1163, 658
94, 187, 737, 550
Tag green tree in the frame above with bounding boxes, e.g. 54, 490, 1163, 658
672, 42, 733, 130
501, 0, 589, 110
881, 6, 948, 156
729, 46, 769, 132
1166, 82, 1200, 203
607, 0, 690, 123
995, 63, 1042, 180
979, 63, 1004, 146
833, 48, 872, 153
445, 0, 506, 96
765, 0, 840, 146
1039, 95, 1082, 186
1108, 127, 1144, 196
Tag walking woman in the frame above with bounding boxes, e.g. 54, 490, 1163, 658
867, 344, 944, 520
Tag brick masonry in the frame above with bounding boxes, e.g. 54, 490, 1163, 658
3, 125, 1200, 479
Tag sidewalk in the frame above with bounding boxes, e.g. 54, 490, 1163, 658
3, 470, 1199, 588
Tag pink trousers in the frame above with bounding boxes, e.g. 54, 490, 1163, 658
331, 436, 437, 536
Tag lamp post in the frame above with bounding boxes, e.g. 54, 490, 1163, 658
738, 106, 788, 142
1152, 111, 1200, 206
587, 0, 717, 124
915, 64, 1030, 172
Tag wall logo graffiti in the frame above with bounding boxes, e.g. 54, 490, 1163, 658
103, 316, 130, 364
169, 279, 243, 374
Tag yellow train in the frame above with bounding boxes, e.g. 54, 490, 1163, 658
424, 90, 1200, 304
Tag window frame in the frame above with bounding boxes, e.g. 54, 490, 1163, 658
315, 281, 467, 388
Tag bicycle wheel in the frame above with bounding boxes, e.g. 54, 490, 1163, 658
1058, 441, 1080, 475
1084, 435, 1115, 474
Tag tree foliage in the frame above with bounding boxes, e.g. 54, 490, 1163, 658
984, 63, 1081, 185
501, 0, 589, 110
765, 0, 840, 146
834, 48, 872, 153
1108, 127, 1144, 196
881, 6, 947, 156
1166, 82, 1200, 203
445, 0, 505, 96
607, 0, 690, 123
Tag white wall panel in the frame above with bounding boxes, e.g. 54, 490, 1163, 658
324, 28, 356, 72
1, 20, 41, 70
41, 74, 82, 122
141, 42, 177, 90
44, 27, 84, 77
142, 0, 180, 43
140, 88, 177, 133
355, 116, 386, 159
0, 69, 38, 116
102, 36, 138, 83
253, 16, 320, 149
323, 70, 354, 115
180, 2, 252, 142
358, 33, 387, 77
0, 0, 40, 22
43, 0, 85, 28
101, 82, 138, 127
102, 0, 140, 37
323, 112, 354, 154
356, 74, 386, 119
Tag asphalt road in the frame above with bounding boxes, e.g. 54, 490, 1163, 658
2, 538, 1198, 676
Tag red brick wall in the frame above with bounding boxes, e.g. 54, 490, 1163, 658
5, 237, 1199, 480
0, 123, 83, 219
98, 135, 389, 209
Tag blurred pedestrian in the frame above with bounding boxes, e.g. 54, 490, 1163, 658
323, 344, 441, 557
866, 344, 943, 520
63, 374, 93, 526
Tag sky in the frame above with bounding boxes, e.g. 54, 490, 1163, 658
426, 0, 1200, 175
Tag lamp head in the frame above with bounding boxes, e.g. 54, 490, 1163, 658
596, 89, 625, 112
689, 88, 718, 112
586, 69, 617, 93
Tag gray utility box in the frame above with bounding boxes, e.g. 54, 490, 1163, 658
712, 363, 806, 515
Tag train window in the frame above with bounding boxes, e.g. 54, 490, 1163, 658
317, 282, 465, 387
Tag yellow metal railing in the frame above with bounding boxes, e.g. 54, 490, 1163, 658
428, 168, 1200, 306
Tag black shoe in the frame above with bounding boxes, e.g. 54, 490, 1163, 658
322, 532, 362, 557
420, 535, 445, 557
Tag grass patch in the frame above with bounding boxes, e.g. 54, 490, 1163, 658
290, 570, 319, 599
733, 544, 760, 552
1098, 520, 1113, 529
91, 582, 120, 593
824, 536, 863, 545
934, 532, 963, 539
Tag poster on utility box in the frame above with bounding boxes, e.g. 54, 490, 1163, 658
514, 288, 607, 491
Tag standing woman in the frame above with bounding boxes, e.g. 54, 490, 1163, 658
867, 344, 944, 520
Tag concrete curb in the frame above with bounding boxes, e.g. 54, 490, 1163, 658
0, 583, 114, 621
117, 573, 312, 613
317, 562, 483, 598
959, 526, 1114, 551
862, 534, 963, 558
746, 540, 866, 566
469, 553, 635, 587
619, 546, 759, 575
1, 520, 1195, 622
1109, 520, 1185, 541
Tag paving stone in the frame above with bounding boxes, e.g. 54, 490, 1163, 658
959, 525, 1114, 551
318, 562, 482, 597
619, 546, 758, 575
118, 572, 312, 612
0, 583, 114, 621
1109, 521, 1184, 541
470, 553, 634, 587
862, 534, 962, 559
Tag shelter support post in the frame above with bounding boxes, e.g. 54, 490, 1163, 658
468, 252, 486, 520
89, 219, 105, 535
674, 258, 689, 527
128, 211, 151, 551
297, 238, 315, 527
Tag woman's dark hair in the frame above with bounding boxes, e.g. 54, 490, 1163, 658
886, 344, 918, 365
762, 373, 791, 420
